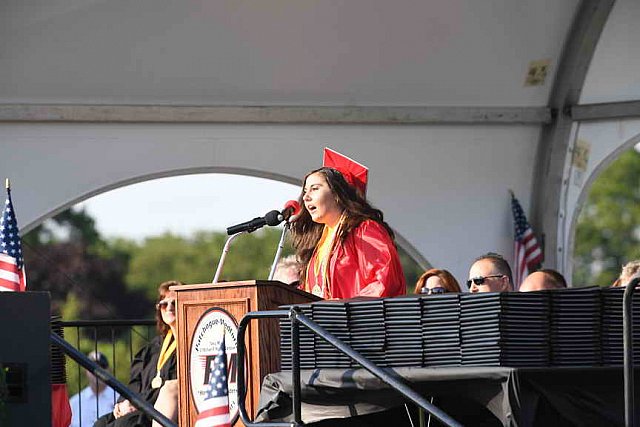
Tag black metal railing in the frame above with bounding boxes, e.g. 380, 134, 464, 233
236, 307, 462, 427
62, 319, 156, 381
51, 333, 177, 427
624, 275, 640, 427
57, 319, 167, 427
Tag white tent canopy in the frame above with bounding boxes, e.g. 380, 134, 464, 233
0, 0, 638, 283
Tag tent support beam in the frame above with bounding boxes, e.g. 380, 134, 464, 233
570, 100, 640, 121
0, 104, 550, 125
530, 0, 615, 270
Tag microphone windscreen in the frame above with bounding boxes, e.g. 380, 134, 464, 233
265, 210, 283, 226
284, 200, 302, 216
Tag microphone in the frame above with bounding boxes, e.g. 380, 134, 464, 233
267, 200, 302, 281
281, 200, 301, 222
226, 210, 282, 235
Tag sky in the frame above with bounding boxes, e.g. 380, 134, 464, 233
74, 174, 300, 241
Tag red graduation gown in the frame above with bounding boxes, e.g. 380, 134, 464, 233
308, 220, 406, 299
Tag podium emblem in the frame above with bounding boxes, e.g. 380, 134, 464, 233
190, 307, 240, 424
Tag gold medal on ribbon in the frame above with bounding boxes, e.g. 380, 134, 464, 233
311, 284, 323, 297
152, 329, 176, 390
151, 375, 163, 389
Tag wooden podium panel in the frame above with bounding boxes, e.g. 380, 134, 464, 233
172, 280, 319, 427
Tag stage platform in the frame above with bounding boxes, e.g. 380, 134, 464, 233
256, 366, 640, 426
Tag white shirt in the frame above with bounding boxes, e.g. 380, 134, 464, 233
69, 385, 120, 427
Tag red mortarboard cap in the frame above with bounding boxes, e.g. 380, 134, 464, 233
323, 147, 368, 195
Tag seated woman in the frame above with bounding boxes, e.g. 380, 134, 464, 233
414, 268, 461, 295
290, 148, 405, 299
95, 280, 183, 427
612, 260, 640, 287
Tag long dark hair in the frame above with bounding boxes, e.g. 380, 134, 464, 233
289, 167, 395, 283
155, 280, 185, 336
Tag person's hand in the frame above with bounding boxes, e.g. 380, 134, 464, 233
113, 400, 136, 418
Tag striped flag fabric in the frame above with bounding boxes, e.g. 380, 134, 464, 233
195, 334, 231, 427
0, 184, 26, 292
511, 193, 543, 290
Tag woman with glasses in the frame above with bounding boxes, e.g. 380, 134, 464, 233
95, 280, 184, 427
415, 268, 461, 295
290, 148, 405, 300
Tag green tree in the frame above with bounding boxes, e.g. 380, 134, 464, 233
23, 208, 149, 320
125, 229, 289, 299
125, 228, 423, 298
573, 148, 640, 286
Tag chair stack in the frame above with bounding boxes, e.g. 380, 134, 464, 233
312, 301, 351, 368
346, 299, 386, 367
50, 315, 68, 386
460, 292, 549, 367
278, 287, 640, 371
601, 287, 640, 366
382, 296, 423, 367
280, 304, 315, 370
550, 287, 601, 367
420, 294, 461, 367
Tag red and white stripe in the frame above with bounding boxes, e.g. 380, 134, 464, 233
514, 228, 542, 290
194, 395, 231, 427
0, 253, 25, 292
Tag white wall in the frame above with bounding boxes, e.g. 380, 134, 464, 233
0, 122, 539, 285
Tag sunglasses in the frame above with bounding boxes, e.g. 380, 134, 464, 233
466, 274, 504, 287
421, 286, 448, 295
156, 299, 176, 310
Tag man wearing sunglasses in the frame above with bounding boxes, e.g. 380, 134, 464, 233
467, 252, 513, 293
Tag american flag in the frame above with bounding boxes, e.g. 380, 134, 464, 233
0, 185, 26, 292
511, 193, 542, 290
195, 334, 231, 427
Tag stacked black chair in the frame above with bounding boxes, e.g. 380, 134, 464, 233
280, 304, 315, 370
601, 287, 640, 366
460, 292, 549, 367
382, 296, 423, 367
50, 315, 67, 386
346, 298, 386, 367
550, 286, 601, 367
278, 287, 640, 371
312, 301, 351, 368
421, 294, 461, 367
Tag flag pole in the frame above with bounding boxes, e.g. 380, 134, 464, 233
5, 178, 10, 191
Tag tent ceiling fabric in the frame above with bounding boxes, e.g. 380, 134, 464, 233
581, 0, 640, 104
0, 0, 577, 106
1, 0, 640, 283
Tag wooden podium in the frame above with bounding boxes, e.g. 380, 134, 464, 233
172, 280, 319, 426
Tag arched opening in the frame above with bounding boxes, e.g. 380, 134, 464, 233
23, 172, 426, 317
570, 134, 640, 286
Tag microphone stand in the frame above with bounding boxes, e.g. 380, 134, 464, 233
212, 231, 246, 284
268, 222, 289, 281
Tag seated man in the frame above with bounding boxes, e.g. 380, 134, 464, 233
467, 252, 513, 293
519, 269, 568, 291
272, 255, 302, 286
69, 351, 119, 427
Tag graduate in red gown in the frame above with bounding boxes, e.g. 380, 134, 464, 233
290, 148, 405, 300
